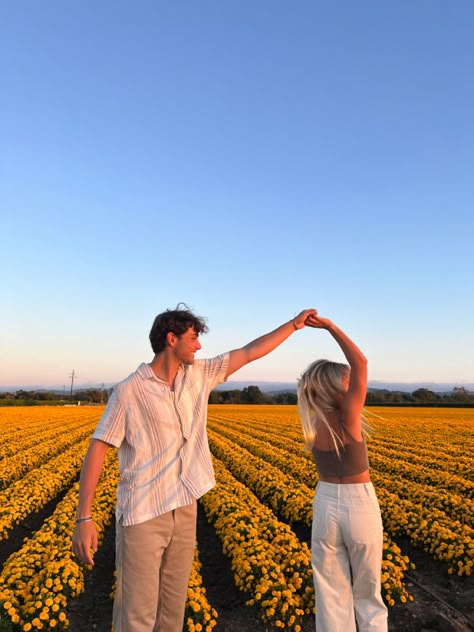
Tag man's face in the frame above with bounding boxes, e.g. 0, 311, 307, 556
173, 327, 202, 365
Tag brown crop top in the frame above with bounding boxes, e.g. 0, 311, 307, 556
311, 421, 369, 478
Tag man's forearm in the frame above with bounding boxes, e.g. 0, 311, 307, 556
76, 439, 110, 518
225, 308, 316, 378
240, 319, 297, 363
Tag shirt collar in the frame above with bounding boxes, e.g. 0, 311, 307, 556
136, 362, 186, 383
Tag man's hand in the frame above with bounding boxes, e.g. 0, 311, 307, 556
72, 521, 98, 566
292, 308, 318, 330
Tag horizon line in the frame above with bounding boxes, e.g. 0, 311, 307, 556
1, 378, 473, 390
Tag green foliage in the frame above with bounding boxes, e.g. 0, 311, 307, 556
210, 386, 474, 406
0, 388, 110, 406
365, 387, 474, 407
209, 386, 294, 405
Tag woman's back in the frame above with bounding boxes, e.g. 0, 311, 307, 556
312, 410, 370, 483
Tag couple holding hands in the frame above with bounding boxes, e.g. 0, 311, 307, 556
72, 305, 387, 632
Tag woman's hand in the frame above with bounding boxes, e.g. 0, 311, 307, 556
305, 313, 333, 330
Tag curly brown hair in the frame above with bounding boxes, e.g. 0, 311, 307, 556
149, 303, 208, 354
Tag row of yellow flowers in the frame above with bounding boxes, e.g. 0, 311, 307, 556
0, 408, 98, 462
208, 428, 413, 605
246, 406, 474, 470
208, 407, 474, 513
210, 404, 472, 452
183, 547, 220, 632
376, 486, 473, 576
209, 416, 473, 527
0, 421, 95, 491
208, 412, 473, 576
275, 432, 474, 575
0, 450, 119, 631
201, 456, 314, 630
0, 437, 91, 542
0, 405, 470, 628
0, 408, 219, 632
210, 406, 472, 482
366, 440, 473, 479
0, 409, 77, 457
369, 468, 472, 526
368, 452, 473, 499
208, 430, 314, 525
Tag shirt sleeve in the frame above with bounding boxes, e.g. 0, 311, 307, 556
196, 352, 230, 391
92, 388, 126, 448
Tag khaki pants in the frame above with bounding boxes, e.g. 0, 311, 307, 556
113, 500, 197, 632
311, 482, 388, 632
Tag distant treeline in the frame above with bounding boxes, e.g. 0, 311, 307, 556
365, 386, 474, 406
1, 385, 473, 407
210, 385, 474, 407
0, 388, 109, 406
209, 385, 297, 405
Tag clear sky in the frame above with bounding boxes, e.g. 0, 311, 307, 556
1, 1, 473, 389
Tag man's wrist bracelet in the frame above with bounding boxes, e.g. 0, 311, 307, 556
292, 319, 298, 330
75, 517, 93, 524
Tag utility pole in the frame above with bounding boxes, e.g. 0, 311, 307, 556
69, 370, 77, 401
100, 383, 104, 404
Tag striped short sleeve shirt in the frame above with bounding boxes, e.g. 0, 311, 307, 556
92, 353, 229, 526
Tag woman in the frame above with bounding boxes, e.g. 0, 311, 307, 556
298, 313, 388, 632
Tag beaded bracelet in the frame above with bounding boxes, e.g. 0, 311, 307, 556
75, 517, 93, 524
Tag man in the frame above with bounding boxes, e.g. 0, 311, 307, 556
72, 304, 317, 632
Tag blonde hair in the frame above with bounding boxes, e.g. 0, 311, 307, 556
297, 359, 369, 455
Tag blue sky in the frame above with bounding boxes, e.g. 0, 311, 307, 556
1, 1, 473, 388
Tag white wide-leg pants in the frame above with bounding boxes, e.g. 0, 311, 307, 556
311, 481, 388, 632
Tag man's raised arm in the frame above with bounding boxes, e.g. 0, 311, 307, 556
225, 308, 317, 378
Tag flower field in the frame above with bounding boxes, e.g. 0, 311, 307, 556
0, 405, 473, 631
